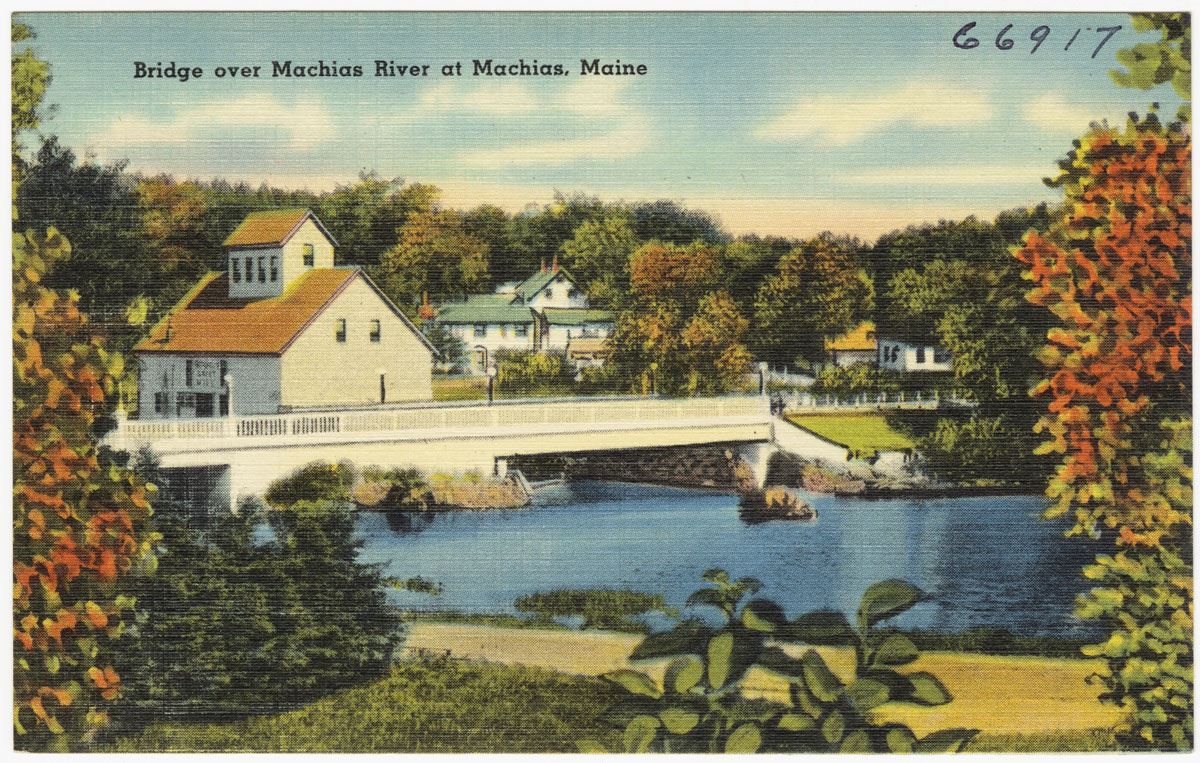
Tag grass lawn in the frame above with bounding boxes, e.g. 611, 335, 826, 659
432, 375, 486, 401
110, 658, 624, 753
786, 412, 915, 453
108, 654, 1121, 753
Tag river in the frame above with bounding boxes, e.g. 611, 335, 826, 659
355, 481, 1105, 638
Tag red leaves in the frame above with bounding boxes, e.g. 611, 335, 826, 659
1016, 118, 1191, 543
87, 665, 121, 700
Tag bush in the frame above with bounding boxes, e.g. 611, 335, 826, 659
580, 570, 977, 753
117, 486, 403, 730
495, 349, 575, 397
514, 589, 672, 633
264, 460, 357, 509
917, 415, 1041, 485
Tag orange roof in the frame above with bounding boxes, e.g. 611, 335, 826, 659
825, 321, 877, 352
222, 209, 336, 249
135, 269, 358, 355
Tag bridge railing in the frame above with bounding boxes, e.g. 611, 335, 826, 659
776, 389, 976, 411
111, 395, 771, 443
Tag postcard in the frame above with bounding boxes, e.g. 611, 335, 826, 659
12, 10, 1192, 754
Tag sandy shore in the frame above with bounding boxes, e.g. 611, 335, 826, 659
405, 622, 1123, 737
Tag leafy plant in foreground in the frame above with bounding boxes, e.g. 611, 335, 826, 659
579, 570, 977, 753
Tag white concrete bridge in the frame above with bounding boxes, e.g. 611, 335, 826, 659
105, 395, 776, 511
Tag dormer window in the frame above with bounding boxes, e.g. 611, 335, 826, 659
244, 257, 253, 281
258, 257, 266, 283
231, 258, 241, 283
303, 244, 314, 267
270, 256, 279, 282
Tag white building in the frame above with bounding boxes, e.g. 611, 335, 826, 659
876, 337, 952, 372
824, 321, 878, 368
436, 261, 614, 372
135, 209, 437, 417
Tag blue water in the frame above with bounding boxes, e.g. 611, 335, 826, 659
355, 481, 1104, 638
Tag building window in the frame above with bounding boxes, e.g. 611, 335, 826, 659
916, 347, 926, 364
934, 348, 951, 364
270, 256, 279, 281
474, 324, 487, 338
515, 324, 528, 337
258, 257, 266, 283
175, 392, 194, 416
335, 318, 347, 343
568, 288, 580, 299
499, 324, 508, 338
185, 359, 193, 387
195, 393, 214, 418
245, 257, 253, 282
219, 393, 229, 416
154, 392, 168, 414
220, 359, 228, 382
369, 319, 381, 343
303, 243, 314, 267
544, 289, 554, 300
231, 258, 241, 283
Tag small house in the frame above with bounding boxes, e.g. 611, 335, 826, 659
134, 209, 437, 417
876, 337, 952, 372
825, 321, 878, 368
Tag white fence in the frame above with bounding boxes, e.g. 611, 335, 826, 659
776, 389, 975, 411
112, 395, 770, 443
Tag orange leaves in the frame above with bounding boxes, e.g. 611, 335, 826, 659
87, 665, 121, 700
1015, 116, 1191, 543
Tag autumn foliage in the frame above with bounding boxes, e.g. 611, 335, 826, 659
1015, 113, 1192, 750
1014, 115, 1191, 544
14, 227, 157, 749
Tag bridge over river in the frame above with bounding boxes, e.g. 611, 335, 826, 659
105, 390, 972, 512
105, 395, 774, 512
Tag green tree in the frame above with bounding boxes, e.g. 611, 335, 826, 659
558, 213, 638, 307
753, 236, 872, 366
375, 207, 490, 313
684, 291, 753, 394
12, 22, 50, 183
314, 172, 438, 269
1110, 13, 1191, 121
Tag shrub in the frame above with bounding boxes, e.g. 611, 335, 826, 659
264, 460, 357, 509
495, 349, 575, 397
515, 589, 672, 633
580, 570, 977, 753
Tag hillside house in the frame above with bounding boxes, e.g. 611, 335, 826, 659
437, 259, 614, 372
876, 337, 952, 372
135, 209, 436, 418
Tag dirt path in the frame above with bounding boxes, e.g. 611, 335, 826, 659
405, 623, 1122, 737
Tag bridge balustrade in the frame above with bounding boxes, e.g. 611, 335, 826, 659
111, 395, 770, 445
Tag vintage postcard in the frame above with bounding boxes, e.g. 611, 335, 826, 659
12, 10, 1192, 754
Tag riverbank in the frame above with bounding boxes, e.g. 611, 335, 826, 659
404, 622, 1122, 738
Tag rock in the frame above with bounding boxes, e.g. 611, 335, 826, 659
739, 486, 817, 523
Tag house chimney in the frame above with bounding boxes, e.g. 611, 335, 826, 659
552, 255, 559, 273
541, 259, 547, 273
417, 291, 434, 321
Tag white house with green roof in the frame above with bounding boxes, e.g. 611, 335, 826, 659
436, 262, 614, 372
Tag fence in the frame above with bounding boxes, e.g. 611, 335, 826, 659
775, 389, 975, 411
111, 395, 770, 443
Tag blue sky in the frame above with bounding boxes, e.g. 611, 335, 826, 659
16, 11, 1183, 238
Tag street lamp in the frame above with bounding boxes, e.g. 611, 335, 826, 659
224, 374, 234, 417
758, 361, 769, 396
649, 362, 658, 397
486, 363, 498, 405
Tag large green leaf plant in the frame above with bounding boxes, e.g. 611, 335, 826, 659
579, 570, 977, 753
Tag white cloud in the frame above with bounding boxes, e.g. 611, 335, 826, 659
1021, 92, 1118, 133
756, 79, 994, 146
844, 164, 1053, 186
90, 94, 336, 155
462, 118, 650, 168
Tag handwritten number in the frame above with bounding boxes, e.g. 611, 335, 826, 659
995, 24, 1014, 50
953, 22, 980, 49
1064, 28, 1080, 51
1030, 25, 1050, 54
1092, 26, 1122, 58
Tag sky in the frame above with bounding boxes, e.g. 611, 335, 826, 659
15, 11, 1184, 240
